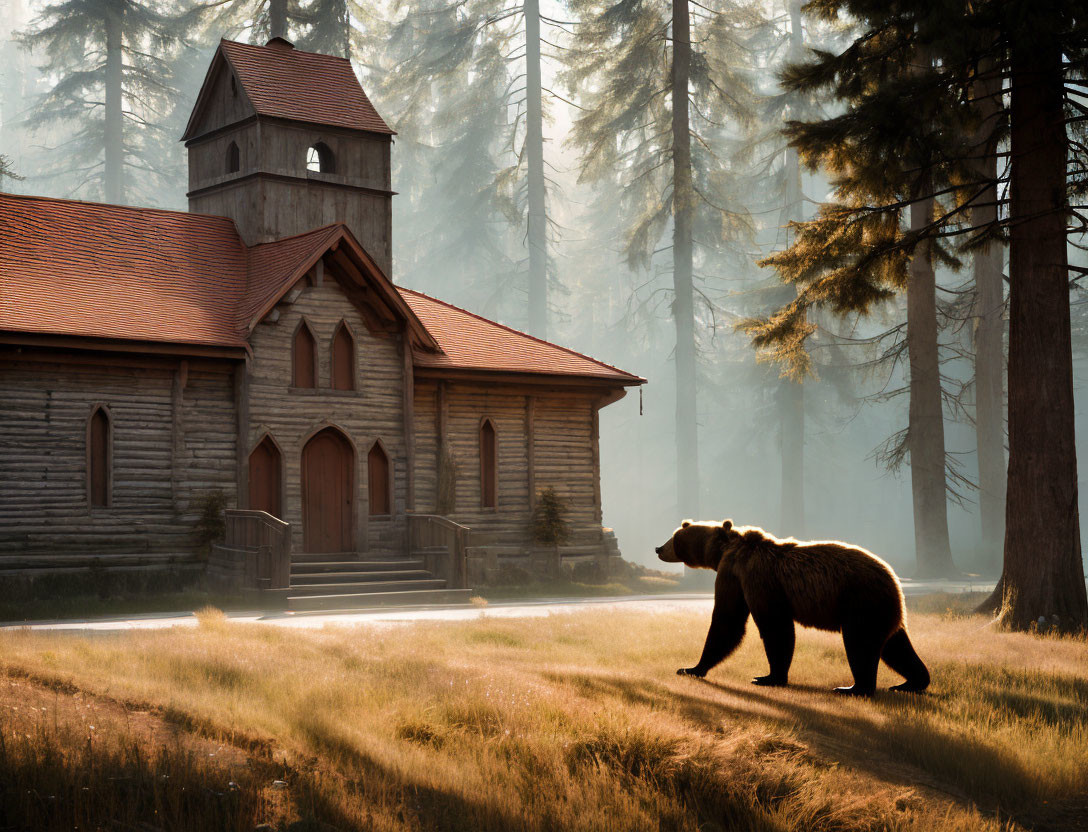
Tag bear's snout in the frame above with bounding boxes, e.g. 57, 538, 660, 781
655, 546, 663, 555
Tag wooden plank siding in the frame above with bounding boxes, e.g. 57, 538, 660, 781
412, 380, 607, 548
245, 276, 408, 555
0, 353, 236, 557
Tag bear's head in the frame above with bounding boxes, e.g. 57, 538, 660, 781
655, 520, 736, 569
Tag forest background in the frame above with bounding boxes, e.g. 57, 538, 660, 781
2, 0, 1085, 582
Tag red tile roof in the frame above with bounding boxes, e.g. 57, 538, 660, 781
401, 289, 643, 384
241, 224, 346, 329
218, 39, 393, 135
0, 194, 250, 349
0, 193, 642, 385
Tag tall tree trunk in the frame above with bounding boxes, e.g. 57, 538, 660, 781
269, 0, 288, 40
672, 0, 699, 516
998, 11, 1087, 631
779, 0, 805, 534
908, 179, 957, 577
971, 53, 1006, 571
525, 0, 548, 338
103, 2, 123, 204
337, 0, 350, 58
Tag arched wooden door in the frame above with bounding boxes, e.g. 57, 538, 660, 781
248, 436, 282, 518
301, 428, 354, 553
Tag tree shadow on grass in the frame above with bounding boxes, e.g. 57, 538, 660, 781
543, 667, 1065, 827
290, 710, 534, 832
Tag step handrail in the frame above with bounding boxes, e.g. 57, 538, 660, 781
406, 513, 470, 589
220, 509, 291, 589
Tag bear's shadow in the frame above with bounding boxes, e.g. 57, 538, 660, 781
550, 668, 1039, 819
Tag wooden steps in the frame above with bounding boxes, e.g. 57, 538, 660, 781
278, 553, 472, 611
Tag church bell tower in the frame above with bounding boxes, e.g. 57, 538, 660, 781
181, 37, 395, 275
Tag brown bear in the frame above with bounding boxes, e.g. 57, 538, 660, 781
656, 520, 930, 695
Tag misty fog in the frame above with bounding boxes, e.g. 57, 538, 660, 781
2, 0, 1084, 583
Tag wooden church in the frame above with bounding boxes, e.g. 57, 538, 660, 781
0, 38, 643, 607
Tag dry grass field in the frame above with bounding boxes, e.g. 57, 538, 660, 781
0, 598, 1085, 832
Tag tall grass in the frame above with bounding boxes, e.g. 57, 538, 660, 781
1, 606, 1083, 831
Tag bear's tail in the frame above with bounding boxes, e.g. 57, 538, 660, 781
880, 628, 930, 692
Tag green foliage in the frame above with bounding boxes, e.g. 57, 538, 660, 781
530, 487, 571, 547
741, 0, 1088, 376
436, 444, 458, 516
193, 489, 228, 555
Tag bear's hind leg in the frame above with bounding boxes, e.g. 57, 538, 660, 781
881, 628, 931, 693
835, 623, 884, 696
750, 608, 795, 687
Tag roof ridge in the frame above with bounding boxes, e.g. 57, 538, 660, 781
0, 191, 239, 226
219, 37, 353, 64
397, 287, 642, 381
245, 222, 343, 250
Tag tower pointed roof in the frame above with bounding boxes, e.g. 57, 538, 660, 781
181, 38, 393, 141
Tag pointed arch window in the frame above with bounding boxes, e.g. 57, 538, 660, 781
331, 322, 355, 391
226, 141, 240, 173
293, 321, 317, 388
480, 418, 497, 509
306, 142, 335, 174
248, 435, 283, 518
368, 441, 391, 516
87, 406, 111, 507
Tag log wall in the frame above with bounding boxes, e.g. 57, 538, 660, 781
413, 379, 606, 547
246, 277, 408, 555
0, 350, 237, 558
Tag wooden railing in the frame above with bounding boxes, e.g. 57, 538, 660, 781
407, 513, 470, 589
210, 510, 291, 590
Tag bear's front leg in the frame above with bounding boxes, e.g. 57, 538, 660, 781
750, 605, 795, 687
677, 570, 749, 678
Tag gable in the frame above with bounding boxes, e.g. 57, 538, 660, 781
183, 50, 257, 141
241, 225, 439, 352
248, 273, 405, 391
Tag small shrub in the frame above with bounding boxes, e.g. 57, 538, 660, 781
530, 487, 570, 547
437, 445, 458, 515
193, 490, 228, 557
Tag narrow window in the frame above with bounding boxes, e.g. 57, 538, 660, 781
368, 442, 391, 516
248, 435, 282, 518
480, 419, 497, 509
293, 322, 317, 388
306, 142, 335, 174
227, 141, 240, 173
88, 406, 111, 507
331, 322, 355, 390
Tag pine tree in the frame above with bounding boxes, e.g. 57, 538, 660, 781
565, 0, 761, 517
967, 48, 1006, 568
747, 0, 1088, 628
19, 0, 198, 205
736, 0, 832, 534
0, 155, 22, 191
360, 0, 559, 333
365, 0, 520, 317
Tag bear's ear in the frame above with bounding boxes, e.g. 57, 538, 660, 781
681, 520, 692, 529
721, 520, 733, 532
